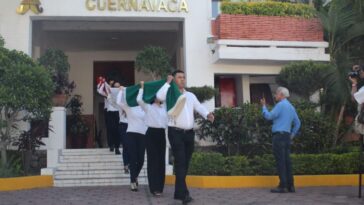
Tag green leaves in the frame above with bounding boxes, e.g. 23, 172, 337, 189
221, 1, 316, 18
186, 86, 216, 103
197, 101, 337, 156
135, 46, 171, 80
0, 35, 4, 48
0, 63, 53, 120
276, 61, 333, 100
38, 49, 74, 95
196, 103, 272, 156
188, 152, 361, 176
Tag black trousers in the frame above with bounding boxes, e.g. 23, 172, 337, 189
104, 109, 111, 148
107, 111, 120, 149
146, 127, 166, 193
119, 122, 129, 166
272, 132, 294, 188
168, 127, 194, 200
125, 132, 146, 183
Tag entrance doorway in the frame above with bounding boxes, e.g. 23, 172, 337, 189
31, 19, 185, 148
93, 61, 135, 148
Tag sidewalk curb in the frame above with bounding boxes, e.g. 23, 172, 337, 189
165, 175, 364, 188
0, 176, 53, 192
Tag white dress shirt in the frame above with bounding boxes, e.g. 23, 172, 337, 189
107, 87, 120, 112
156, 83, 209, 130
137, 88, 168, 129
117, 89, 147, 135
119, 109, 128, 123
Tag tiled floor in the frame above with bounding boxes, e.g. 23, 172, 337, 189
0, 185, 363, 205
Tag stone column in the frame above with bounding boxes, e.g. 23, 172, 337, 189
41, 107, 66, 175
242, 75, 251, 103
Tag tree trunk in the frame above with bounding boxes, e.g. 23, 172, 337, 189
334, 104, 346, 147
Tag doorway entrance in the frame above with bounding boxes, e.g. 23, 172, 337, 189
93, 61, 135, 148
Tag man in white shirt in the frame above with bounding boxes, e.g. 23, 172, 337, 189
117, 86, 147, 192
118, 95, 130, 173
97, 77, 121, 154
157, 70, 214, 204
137, 81, 168, 197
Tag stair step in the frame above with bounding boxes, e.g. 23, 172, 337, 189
54, 177, 147, 187
54, 169, 130, 175
56, 165, 131, 171
60, 157, 123, 163
54, 173, 146, 179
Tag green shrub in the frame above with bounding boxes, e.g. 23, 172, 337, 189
0, 35, 4, 47
188, 152, 225, 175
197, 103, 272, 157
198, 101, 337, 155
0, 154, 23, 178
186, 86, 216, 103
221, 1, 316, 18
224, 156, 252, 175
250, 154, 277, 175
292, 106, 336, 154
276, 61, 333, 99
135, 46, 171, 80
188, 151, 361, 176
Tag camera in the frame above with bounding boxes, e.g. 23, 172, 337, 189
348, 65, 364, 78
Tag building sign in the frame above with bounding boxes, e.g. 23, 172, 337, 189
16, 0, 43, 15
86, 0, 189, 13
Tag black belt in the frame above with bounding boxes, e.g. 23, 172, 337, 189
169, 127, 194, 133
273, 131, 290, 135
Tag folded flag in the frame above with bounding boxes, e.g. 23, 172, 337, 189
125, 80, 186, 117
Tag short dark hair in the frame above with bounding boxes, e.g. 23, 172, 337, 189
172, 69, 185, 77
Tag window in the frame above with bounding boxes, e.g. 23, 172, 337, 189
212, 0, 220, 19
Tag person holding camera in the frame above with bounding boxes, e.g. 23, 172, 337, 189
349, 65, 364, 134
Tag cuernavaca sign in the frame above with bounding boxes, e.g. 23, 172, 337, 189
16, 0, 43, 15
86, 0, 189, 13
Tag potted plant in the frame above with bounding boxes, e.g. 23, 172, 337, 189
38, 49, 75, 106
135, 46, 171, 80
66, 95, 90, 148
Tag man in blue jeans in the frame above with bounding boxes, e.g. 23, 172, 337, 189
261, 87, 301, 193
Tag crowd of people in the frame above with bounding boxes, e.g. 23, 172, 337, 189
96, 68, 313, 203
97, 70, 214, 204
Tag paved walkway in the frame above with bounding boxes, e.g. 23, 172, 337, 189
0, 186, 363, 205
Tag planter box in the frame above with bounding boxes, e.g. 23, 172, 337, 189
212, 14, 324, 41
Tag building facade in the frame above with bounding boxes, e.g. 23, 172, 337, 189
0, 0, 329, 179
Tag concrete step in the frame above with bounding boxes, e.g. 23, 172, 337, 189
60, 156, 123, 163
54, 177, 148, 187
54, 170, 147, 180
56, 165, 129, 171
59, 155, 147, 163
54, 169, 129, 175
57, 161, 124, 167
61, 149, 120, 156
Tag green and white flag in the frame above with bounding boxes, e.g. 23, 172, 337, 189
125, 80, 186, 117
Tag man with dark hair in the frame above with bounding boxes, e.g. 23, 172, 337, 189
157, 70, 214, 204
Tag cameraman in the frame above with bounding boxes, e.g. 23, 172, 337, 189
349, 65, 364, 134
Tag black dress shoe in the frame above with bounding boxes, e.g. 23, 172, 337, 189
288, 186, 296, 193
270, 187, 288, 193
110, 147, 114, 152
115, 149, 121, 155
182, 196, 193, 204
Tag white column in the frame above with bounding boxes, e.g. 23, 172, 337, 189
41, 107, 67, 175
242, 75, 251, 103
